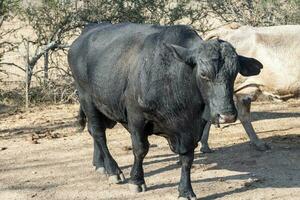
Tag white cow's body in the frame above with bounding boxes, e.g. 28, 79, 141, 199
200, 24, 300, 152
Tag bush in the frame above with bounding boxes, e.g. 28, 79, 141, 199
206, 0, 300, 26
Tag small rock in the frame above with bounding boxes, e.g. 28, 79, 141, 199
150, 144, 158, 148
244, 181, 252, 187
218, 178, 225, 182
14, 130, 24, 135
122, 146, 132, 151
50, 132, 60, 139
31, 193, 37, 198
0, 147, 8, 151
30, 140, 39, 144
32, 133, 40, 139
244, 177, 264, 187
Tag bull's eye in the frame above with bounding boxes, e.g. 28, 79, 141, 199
199, 72, 211, 81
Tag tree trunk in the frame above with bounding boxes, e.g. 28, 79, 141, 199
75, 0, 78, 10
44, 51, 49, 85
25, 40, 30, 109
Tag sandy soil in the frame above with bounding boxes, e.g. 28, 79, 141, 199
0, 100, 300, 200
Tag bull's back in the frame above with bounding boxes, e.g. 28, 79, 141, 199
69, 23, 199, 86
68, 23, 201, 121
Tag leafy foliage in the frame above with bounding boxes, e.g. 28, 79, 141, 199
206, 0, 300, 26
79, 0, 212, 33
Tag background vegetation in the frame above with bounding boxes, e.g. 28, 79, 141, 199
0, 0, 299, 107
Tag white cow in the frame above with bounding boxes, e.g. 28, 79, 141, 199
200, 24, 300, 152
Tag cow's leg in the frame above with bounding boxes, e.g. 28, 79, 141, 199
236, 97, 270, 151
81, 99, 125, 183
77, 94, 106, 174
200, 122, 213, 153
88, 118, 125, 183
128, 118, 149, 193
178, 150, 196, 200
92, 139, 105, 174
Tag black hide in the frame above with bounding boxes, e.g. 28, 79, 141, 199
68, 22, 262, 198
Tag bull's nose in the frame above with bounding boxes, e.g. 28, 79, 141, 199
218, 114, 237, 124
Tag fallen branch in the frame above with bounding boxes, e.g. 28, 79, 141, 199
0, 62, 25, 72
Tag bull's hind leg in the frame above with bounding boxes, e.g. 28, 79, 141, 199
81, 100, 125, 183
92, 139, 105, 174
88, 114, 125, 183
77, 93, 106, 173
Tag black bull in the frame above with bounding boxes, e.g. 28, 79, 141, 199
68, 23, 262, 199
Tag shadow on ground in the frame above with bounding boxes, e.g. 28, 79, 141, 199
251, 111, 300, 121
1, 102, 300, 199
0, 134, 299, 199
0, 117, 78, 139
134, 134, 300, 199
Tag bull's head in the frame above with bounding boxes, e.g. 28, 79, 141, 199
166, 39, 262, 124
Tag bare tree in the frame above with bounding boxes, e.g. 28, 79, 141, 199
0, 0, 21, 77
20, 0, 80, 89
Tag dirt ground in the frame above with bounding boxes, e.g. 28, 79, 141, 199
0, 100, 299, 200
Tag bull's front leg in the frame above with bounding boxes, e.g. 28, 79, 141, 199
178, 150, 196, 200
128, 117, 149, 193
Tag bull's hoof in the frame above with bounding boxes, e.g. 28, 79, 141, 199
129, 183, 147, 193
77, 127, 84, 132
108, 173, 125, 184
252, 141, 271, 151
77, 126, 85, 132
178, 196, 197, 200
95, 167, 106, 174
200, 145, 214, 153
176, 160, 182, 165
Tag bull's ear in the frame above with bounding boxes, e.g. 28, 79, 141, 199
238, 55, 263, 76
164, 43, 196, 67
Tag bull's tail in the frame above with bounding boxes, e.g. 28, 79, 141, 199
77, 105, 86, 132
